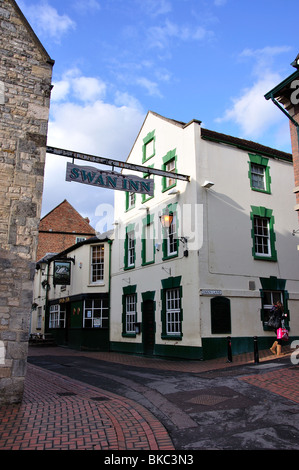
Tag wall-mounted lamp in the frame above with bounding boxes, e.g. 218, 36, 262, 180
159, 211, 173, 228
202, 181, 214, 189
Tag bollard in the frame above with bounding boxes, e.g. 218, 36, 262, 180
253, 336, 259, 364
226, 336, 232, 363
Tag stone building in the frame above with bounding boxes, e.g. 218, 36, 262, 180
37, 199, 96, 260
0, 0, 54, 404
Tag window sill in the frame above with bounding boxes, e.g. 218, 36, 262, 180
161, 334, 182, 340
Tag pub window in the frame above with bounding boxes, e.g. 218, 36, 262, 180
49, 304, 66, 329
83, 298, 109, 328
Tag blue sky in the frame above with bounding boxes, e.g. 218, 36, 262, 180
17, 0, 298, 230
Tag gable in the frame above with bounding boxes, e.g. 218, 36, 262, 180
39, 200, 95, 235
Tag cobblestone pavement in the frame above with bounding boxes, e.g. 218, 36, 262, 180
0, 345, 298, 451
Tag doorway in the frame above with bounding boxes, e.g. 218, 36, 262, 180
142, 297, 156, 355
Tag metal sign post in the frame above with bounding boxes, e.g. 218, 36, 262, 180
46, 146, 190, 184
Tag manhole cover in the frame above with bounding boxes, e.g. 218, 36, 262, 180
187, 394, 229, 406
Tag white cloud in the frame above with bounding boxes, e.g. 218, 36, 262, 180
216, 46, 293, 140
147, 19, 212, 49
51, 69, 106, 103
18, 1, 75, 41
216, 73, 284, 138
43, 76, 146, 224
135, 77, 162, 97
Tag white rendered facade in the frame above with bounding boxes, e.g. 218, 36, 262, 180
110, 111, 299, 359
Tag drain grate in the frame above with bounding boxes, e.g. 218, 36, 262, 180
187, 394, 229, 406
57, 392, 77, 396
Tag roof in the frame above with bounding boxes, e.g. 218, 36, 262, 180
136, 111, 292, 163
9, 0, 54, 65
39, 200, 96, 235
37, 230, 113, 264
200, 128, 292, 162
264, 69, 299, 101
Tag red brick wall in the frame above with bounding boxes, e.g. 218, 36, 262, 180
37, 200, 95, 260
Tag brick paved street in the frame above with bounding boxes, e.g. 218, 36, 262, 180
0, 345, 298, 451
0, 363, 174, 451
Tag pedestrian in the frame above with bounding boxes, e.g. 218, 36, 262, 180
269, 300, 286, 356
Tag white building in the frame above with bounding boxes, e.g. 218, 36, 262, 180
110, 111, 299, 360
31, 232, 112, 350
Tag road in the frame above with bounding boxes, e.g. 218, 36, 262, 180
27, 347, 299, 450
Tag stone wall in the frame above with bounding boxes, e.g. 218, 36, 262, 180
0, 0, 53, 404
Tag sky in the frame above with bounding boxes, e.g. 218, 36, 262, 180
17, 0, 299, 232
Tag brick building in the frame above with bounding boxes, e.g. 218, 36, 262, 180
265, 54, 299, 222
37, 200, 96, 260
0, 0, 53, 404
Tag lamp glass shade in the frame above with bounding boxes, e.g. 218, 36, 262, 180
160, 212, 173, 228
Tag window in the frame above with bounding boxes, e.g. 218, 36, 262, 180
162, 208, 178, 260
142, 215, 155, 265
253, 216, 270, 256
124, 225, 135, 269
162, 149, 177, 192
125, 294, 136, 334
166, 288, 181, 335
262, 291, 283, 324
37, 306, 42, 330
49, 304, 65, 328
142, 166, 154, 203
126, 191, 135, 211
83, 298, 109, 328
248, 154, 271, 193
161, 276, 182, 340
167, 214, 177, 256
251, 206, 277, 261
142, 130, 155, 163
251, 164, 265, 190
76, 237, 86, 243
260, 276, 289, 329
91, 245, 104, 283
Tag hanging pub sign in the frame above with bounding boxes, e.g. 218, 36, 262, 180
53, 260, 71, 285
65, 162, 154, 196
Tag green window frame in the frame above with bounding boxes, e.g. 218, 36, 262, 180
142, 130, 155, 163
125, 191, 136, 211
141, 214, 155, 266
248, 154, 271, 194
122, 285, 137, 337
124, 223, 135, 269
162, 203, 179, 260
162, 149, 177, 192
161, 276, 183, 340
142, 165, 155, 203
250, 206, 277, 261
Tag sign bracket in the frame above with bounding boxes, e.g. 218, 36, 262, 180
46, 146, 190, 182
